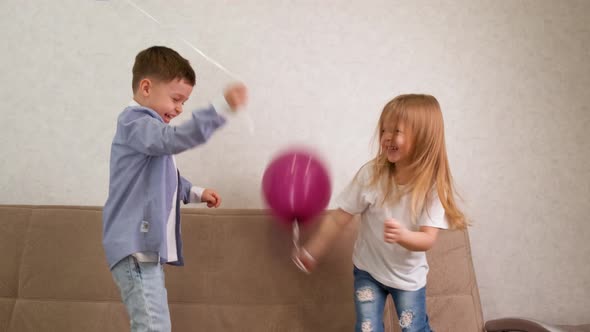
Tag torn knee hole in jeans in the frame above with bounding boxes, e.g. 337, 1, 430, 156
399, 310, 414, 328
361, 320, 373, 332
356, 287, 375, 302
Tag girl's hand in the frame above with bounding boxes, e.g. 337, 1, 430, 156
291, 247, 317, 274
201, 189, 221, 208
384, 218, 409, 243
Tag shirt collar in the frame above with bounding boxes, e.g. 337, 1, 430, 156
128, 99, 141, 107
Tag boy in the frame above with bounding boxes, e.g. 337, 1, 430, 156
103, 46, 247, 331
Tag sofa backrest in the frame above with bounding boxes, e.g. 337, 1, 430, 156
0, 206, 483, 331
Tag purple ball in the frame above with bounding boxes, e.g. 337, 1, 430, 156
262, 147, 332, 226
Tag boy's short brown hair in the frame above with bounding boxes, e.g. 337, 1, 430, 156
132, 46, 196, 93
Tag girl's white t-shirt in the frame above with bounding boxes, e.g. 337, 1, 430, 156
336, 163, 449, 291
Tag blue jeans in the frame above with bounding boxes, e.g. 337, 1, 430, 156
353, 266, 432, 332
111, 256, 171, 332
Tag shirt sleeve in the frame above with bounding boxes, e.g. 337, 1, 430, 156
178, 175, 191, 204
178, 174, 205, 204
189, 186, 205, 203
417, 191, 450, 229
335, 164, 375, 215
121, 106, 226, 156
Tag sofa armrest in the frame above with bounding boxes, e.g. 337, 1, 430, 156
485, 317, 568, 332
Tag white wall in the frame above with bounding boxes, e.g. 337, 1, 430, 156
1, 0, 588, 325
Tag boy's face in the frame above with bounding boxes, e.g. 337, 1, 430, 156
140, 78, 193, 124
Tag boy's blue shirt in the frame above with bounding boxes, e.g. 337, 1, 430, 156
103, 103, 226, 269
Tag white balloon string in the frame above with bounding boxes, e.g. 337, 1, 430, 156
122, 0, 255, 134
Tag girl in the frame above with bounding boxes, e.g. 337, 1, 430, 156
292, 94, 467, 332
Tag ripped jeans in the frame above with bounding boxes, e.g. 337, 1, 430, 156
353, 266, 432, 332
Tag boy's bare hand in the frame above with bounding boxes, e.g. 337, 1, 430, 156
224, 82, 248, 111
201, 189, 221, 208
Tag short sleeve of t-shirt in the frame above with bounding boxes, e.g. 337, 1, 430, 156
417, 191, 450, 229
336, 164, 375, 215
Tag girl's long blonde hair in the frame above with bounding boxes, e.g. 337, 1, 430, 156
370, 94, 467, 229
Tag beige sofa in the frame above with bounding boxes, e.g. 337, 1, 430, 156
1, 205, 581, 332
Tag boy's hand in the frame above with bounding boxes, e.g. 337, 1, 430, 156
224, 82, 248, 111
384, 218, 409, 243
201, 189, 221, 208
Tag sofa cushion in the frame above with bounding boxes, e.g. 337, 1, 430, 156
0, 205, 484, 331
18, 207, 120, 301
165, 209, 359, 331
0, 298, 15, 332
427, 229, 484, 331
8, 300, 128, 332
0, 207, 31, 298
